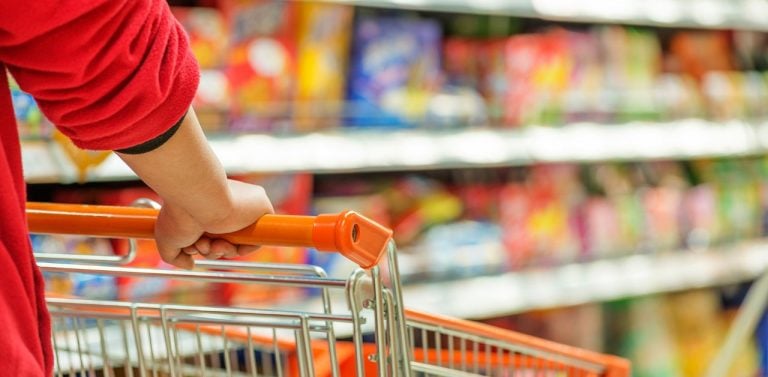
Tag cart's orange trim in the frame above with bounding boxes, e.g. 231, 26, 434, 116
410, 348, 600, 376
405, 309, 630, 377
27, 202, 391, 269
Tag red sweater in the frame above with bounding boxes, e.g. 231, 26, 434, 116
0, 1, 199, 375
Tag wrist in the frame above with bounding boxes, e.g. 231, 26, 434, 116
164, 179, 236, 231
159, 200, 205, 235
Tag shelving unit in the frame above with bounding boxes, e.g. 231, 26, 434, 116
323, 0, 768, 31
23, 118, 768, 183
400, 241, 768, 318
20, 1, 768, 346
285, 240, 768, 321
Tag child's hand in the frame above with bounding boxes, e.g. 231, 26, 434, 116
154, 179, 274, 269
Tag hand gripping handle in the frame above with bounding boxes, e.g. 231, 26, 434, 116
26, 202, 392, 269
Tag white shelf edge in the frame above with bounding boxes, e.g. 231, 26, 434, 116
321, 0, 768, 32
400, 240, 768, 319
23, 119, 768, 184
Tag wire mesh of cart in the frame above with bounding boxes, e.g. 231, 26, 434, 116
28, 202, 631, 377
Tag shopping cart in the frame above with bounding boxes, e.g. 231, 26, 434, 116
27, 202, 630, 377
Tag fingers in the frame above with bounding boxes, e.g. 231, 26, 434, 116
171, 252, 195, 270
194, 238, 211, 254
237, 244, 262, 256
160, 238, 262, 268
194, 238, 262, 259
157, 242, 197, 269
209, 238, 238, 259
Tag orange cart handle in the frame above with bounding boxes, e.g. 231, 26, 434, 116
26, 202, 392, 269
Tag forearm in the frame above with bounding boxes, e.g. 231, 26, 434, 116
117, 108, 233, 228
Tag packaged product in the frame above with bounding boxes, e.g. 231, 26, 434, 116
713, 159, 761, 241
346, 15, 442, 127
681, 183, 718, 250
193, 69, 231, 133
443, 38, 482, 89
171, 6, 228, 69
504, 30, 571, 126
757, 307, 768, 375
669, 31, 734, 81
618, 29, 661, 121
499, 183, 533, 268
701, 71, 746, 120
668, 289, 758, 377
653, 73, 704, 120
421, 220, 505, 279
604, 297, 682, 377
582, 197, 620, 257
222, 0, 297, 132
561, 30, 606, 123
742, 71, 768, 119
478, 39, 508, 124
294, 2, 353, 132
172, 6, 230, 132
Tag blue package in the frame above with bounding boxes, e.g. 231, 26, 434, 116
346, 16, 442, 128
758, 307, 768, 376
422, 221, 505, 280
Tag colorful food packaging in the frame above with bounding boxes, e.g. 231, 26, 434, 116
222, 0, 297, 132
346, 15, 442, 127
294, 3, 353, 132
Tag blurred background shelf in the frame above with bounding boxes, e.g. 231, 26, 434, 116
399, 240, 768, 319
22, 119, 768, 183
323, 0, 768, 31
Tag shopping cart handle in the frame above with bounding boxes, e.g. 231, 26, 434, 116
26, 202, 392, 269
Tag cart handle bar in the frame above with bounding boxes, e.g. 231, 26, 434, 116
26, 202, 392, 269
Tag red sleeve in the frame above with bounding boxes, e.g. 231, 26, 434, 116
0, 0, 199, 150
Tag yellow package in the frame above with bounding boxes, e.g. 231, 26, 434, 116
295, 3, 353, 132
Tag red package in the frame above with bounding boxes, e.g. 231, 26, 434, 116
443, 38, 482, 88
669, 31, 734, 81
221, 0, 297, 132
504, 31, 571, 126
499, 183, 532, 268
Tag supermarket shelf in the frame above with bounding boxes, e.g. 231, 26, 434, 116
23, 119, 768, 183
322, 0, 768, 32
400, 240, 768, 319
